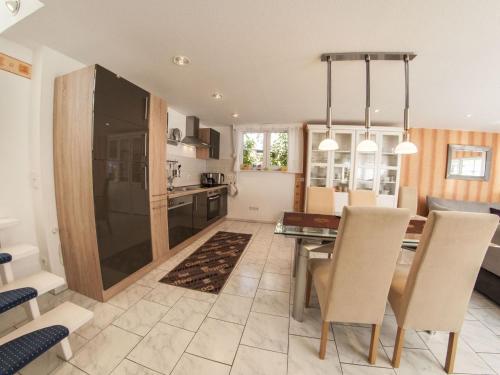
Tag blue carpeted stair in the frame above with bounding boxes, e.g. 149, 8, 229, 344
0, 253, 12, 264
0, 288, 38, 314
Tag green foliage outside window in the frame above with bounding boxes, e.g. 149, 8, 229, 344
270, 132, 288, 168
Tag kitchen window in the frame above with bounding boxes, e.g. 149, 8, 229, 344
241, 131, 288, 171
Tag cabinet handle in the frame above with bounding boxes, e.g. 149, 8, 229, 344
144, 96, 149, 120
144, 133, 148, 158
144, 165, 148, 191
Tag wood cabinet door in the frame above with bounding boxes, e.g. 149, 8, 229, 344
151, 199, 169, 259
148, 95, 168, 198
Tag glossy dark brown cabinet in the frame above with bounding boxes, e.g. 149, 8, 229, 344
93, 65, 152, 290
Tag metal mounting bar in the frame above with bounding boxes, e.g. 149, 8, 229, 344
321, 52, 416, 62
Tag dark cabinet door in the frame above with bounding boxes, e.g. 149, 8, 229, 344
193, 192, 208, 233
94, 65, 150, 129
220, 189, 228, 217
210, 129, 220, 160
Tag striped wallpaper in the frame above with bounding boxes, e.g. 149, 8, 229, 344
400, 128, 500, 215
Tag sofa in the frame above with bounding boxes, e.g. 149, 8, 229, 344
427, 196, 500, 304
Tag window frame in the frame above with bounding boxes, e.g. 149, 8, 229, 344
240, 131, 289, 171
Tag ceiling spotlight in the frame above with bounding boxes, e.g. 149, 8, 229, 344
5, 0, 21, 15
466, 114, 472, 118
172, 55, 190, 66
374, 109, 380, 113
212, 92, 223, 100
231, 113, 239, 118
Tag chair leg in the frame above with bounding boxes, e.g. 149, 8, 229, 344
392, 327, 405, 368
445, 332, 459, 374
319, 320, 329, 359
305, 271, 312, 308
368, 324, 381, 364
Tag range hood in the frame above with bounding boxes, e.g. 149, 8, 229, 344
181, 116, 209, 147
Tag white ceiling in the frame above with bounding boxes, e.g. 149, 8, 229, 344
4, 0, 500, 131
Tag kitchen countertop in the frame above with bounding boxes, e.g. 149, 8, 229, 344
167, 185, 228, 199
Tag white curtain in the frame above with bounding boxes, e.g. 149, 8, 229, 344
232, 123, 303, 173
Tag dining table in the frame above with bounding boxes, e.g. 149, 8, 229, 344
274, 211, 428, 322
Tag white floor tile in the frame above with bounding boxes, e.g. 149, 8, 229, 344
258, 272, 291, 293
241, 312, 289, 353
234, 262, 264, 279
113, 299, 169, 336
50, 362, 87, 375
341, 364, 396, 375
418, 331, 495, 374
162, 296, 212, 331
333, 324, 391, 368
186, 318, 243, 365
111, 359, 161, 374
230, 345, 287, 375
288, 335, 342, 375
171, 353, 231, 375
143, 283, 186, 307
289, 307, 333, 340
468, 307, 500, 335
252, 289, 289, 317
70, 325, 141, 375
379, 315, 426, 349
209, 293, 253, 325
383, 346, 444, 375
477, 353, 500, 374
77, 302, 125, 340
223, 275, 259, 298
20, 349, 62, 375
182, 289, 218, 303
108, 284, 152, 310
127, 322, 194, 374
461, 320, 500, 353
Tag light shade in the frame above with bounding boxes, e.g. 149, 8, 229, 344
357, 139, 378, 153
394, 141, 418, 155
318, 137, 339, 151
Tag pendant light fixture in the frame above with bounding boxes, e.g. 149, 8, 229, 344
394, 54, 418, 154
357, 55, 378, 153
318, 56, 339, 151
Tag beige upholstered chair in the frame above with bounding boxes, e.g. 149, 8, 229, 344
306, 206, 411, 363
348, 189, 376, 207
388, 211, 499, 373
397, 186, 418, 216
306, 187, 335, 215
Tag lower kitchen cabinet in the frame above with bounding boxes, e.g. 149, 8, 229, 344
193, 192, 208, 234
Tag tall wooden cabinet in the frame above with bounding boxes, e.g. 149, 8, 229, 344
305, 125, 403, 213
54, 65, 169, 301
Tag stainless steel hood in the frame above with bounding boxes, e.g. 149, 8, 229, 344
181, 116, 209, 147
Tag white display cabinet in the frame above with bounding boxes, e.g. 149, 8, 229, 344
306, 125, 403, 213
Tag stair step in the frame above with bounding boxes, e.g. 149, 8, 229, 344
0, 244, 39, 263
0, 271, 65, 296
0, 302, 93, 345
0, 218, 20, 230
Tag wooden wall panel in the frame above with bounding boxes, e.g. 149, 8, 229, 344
400, 128, 500, 215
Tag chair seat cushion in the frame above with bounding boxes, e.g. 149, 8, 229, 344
388, 264, 410, 317
0, 325, 69, 375
308, 258, 333, 313
0, 288, 38, 314
0, 253, 12, 265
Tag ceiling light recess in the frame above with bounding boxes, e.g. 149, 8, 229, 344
212, 92, 223, 100
172, 55, 190, 66
318, 55, 339, 151
394, 54, 418, 155
231, 113, 239, 118
5, 0, 21, 15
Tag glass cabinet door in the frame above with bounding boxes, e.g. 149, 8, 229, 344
378, 134, 400, 195
355, 132, 377, 191
310, 132, 329, 187
331, 132, 352, 192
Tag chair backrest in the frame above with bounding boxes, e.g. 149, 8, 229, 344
306, 187, 335, 215
398, 186, 418, 216
348, 190, 376, 207
324, 206, 411, 324
398, 211, 499, 332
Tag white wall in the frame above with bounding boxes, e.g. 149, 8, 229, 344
0, 37, 39, 278
207, 125, 297, 222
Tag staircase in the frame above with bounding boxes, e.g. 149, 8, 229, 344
0, 217, 93, 375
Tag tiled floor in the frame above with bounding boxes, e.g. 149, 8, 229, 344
4, 220, 500, 375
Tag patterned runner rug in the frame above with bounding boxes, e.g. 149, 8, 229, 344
160, 231, 252, 294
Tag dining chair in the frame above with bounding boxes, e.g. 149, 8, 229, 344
306, 186, 335, 215
397, 186, 418, 216
348, 189, 376, 206
388, 211, 499, 373
305, 206, 411, 363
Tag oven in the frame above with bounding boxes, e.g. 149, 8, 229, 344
207, 190, 221, 222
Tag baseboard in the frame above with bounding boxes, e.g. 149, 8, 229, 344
475, 268, 500, 305
226, 216, 275, 224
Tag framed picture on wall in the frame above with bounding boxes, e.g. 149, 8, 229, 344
446, 144, 492, 181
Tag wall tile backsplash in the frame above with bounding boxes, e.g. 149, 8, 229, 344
168, 155, 207, 187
